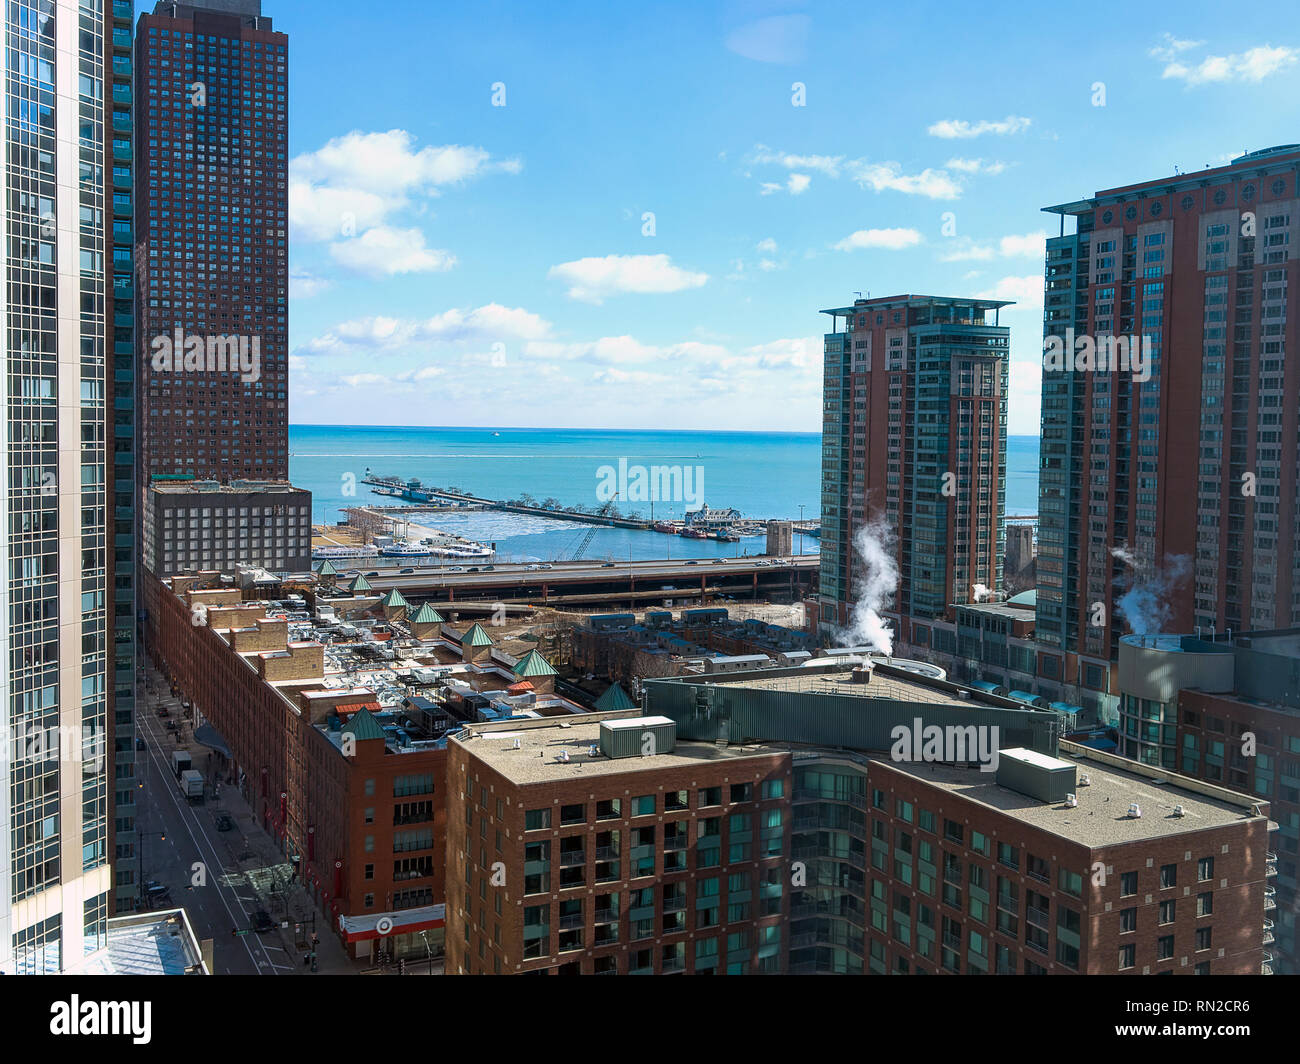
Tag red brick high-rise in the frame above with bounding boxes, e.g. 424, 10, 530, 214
135, 0, 289, 483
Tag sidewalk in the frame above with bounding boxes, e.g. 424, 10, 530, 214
143, 663, 359, 975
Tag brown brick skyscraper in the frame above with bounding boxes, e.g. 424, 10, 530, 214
135, 0, 289, 482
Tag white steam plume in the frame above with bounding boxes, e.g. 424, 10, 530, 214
971, 583, 993, 603
1111, 547, 1191, 635
837, 520, 899, 655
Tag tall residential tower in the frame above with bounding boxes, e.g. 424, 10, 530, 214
818, 295, 1010, 645
1038, 147, 1300, 700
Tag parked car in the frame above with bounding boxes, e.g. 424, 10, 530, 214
252, 910, 276, 933
214, 813, 234, 832
156, 706, 170, 718
135, 738, 147, 751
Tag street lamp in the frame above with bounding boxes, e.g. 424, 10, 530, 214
798, 504, 805, 557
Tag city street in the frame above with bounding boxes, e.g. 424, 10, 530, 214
134, 666, 356, 976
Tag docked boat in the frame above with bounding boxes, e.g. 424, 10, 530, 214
652, 521, 676, 534
680, 527, 707, 540
312, 544, 380, 560
380, 541, 436, 558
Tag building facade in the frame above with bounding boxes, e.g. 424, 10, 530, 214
107, 0, 138, 918
1038, 147, 1300, 674
1118, 630, 1298, 972
1, 0, 115, 973
142, 478, 310, 575
134, 0, 290, 484
819, 295, 1009, 635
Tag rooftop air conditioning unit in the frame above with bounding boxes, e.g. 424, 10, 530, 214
1078, 773, 1091, 786
1172, 804, 1186, 818
1127, 802, 1142, 819
1065, 794, 1078, 808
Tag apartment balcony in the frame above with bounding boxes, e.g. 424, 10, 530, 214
592, 908, 618, 925
1262, 919, 1275, 946
593, 845, 619, 861
112, 0, 133, 20
1261, 950, 1274, 975
663, 835, 688, 852
1266, 851, 1278, 877
557, 912, 585, 930
558, 850, 586, 868
1264, 886, 1277, 911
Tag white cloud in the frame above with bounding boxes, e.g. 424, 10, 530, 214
724, 14, 810, 64
301, 304, 552, 357
834, 227, 923, 252
289, 268, 332, 298
1149, 33, 1205, 61
749, 146, 843, 177
547, 254, 708, 303
329, 226, 456, 276
850, 162, 961, 200
1158, 42, 1298, 85
944, 157, 1008, 175
927, 115, 1032, 139
749, 146, 961, 199
978, 275, 1042, 309
756, 238, 778, 253
939, 231, 1046, 263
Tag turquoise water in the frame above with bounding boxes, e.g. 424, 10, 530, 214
290, 425, 1039, 563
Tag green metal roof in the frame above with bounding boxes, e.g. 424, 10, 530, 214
1007, 589, 1036, 608
380, 588, 408, 608
341, 707, 385, 742
348, 574, 372, 593
513, 649, 557, 678
462, 622, 494, 647
411, 602, 444, 624
594, 683, 636, 712
315, 559, 338, 578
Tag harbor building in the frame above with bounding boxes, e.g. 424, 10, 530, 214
443, 661, 1272, 975
766, 520, 794, 558
1037, 147, 1300, 696
818, 295, 1010, 635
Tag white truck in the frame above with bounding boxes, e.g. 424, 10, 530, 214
172, 749, 192, 778
178, 769, 205, 803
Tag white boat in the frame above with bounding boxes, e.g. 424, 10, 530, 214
380, 541, 436, 558
312, 544, 380, 560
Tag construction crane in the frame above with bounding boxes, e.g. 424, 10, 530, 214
571, 494, 618, 561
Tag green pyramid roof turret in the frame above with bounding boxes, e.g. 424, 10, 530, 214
513, 648, 557, 678
594, 683, 636, 711
315, 559, 338, 578
462, 622, 494, 647
380, 588, 408, 609
348, 574, 372, 593
341, 707, 385, 742
411, 603, 444, 624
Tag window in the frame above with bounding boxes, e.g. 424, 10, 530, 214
1197, 856, 1214, 882
1196, 892, 1213, 918
1159, 863, 1177, 889
1120, 871, 1137, 897
997, 842, 1019, 870
943, 819, 964, 845
1119, 907, 1137, 933
1157, 935, 1174, 961
525, 809, 551, 831
1195, 927, 1212, 951
1119, 944, 1136, 970
730, 783, 752, 803
1058, 868, 1082, 897
560, 803, 585, 825
1158, 900, 1175, 925
699, 787, 721, 807
632, 795, 656, 817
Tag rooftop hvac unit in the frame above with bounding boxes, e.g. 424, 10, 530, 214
1128, 803, 1142, 819
1172, 804, 1186, 818
1078, 773, 1091, 786
1065, 793, 1078, 808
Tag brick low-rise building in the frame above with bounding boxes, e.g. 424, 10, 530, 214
143, 567, 587, 962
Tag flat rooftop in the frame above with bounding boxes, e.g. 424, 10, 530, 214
723, 667, 975, 710
73, 910, 207, 975
459, 715, 781, 785
877, 746, 1259, 848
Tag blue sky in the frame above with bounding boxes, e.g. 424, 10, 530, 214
280, 0, 1300, 433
